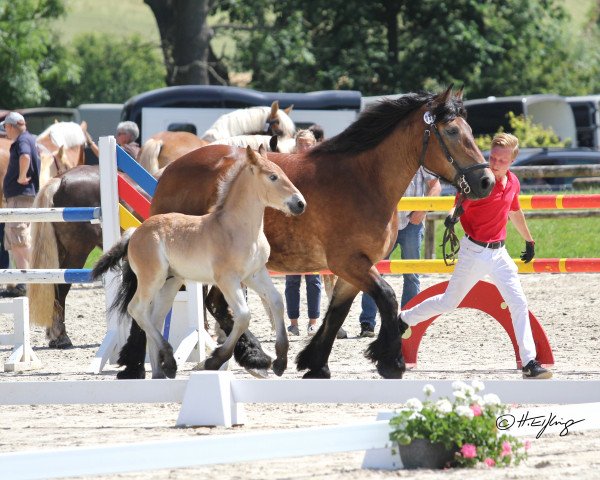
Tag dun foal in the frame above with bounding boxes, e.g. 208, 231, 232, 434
92, 146, 306, 379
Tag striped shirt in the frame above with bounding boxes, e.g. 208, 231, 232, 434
397, 167, 437, 230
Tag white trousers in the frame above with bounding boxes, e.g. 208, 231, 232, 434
402, 236, 536, 365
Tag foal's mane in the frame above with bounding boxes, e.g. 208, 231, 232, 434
209, 156, 249, 213
311, 91, 465, 156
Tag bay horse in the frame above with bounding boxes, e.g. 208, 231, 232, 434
117, 86, 495, 380
91, 146, 306, 378
28, 165, 102, 348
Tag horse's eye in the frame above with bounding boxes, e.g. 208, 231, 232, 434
269, 174, 278, 181
446, 127, 459, 136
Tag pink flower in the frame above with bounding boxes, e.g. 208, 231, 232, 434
484, 457, 496, 467
501, 441, 512, 456
524, 440, 532, 451
470, 404, 483, 416
461, 443, 477, 459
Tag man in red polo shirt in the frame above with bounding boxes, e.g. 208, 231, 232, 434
400, 133, 551, 379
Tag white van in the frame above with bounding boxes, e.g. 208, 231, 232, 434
465, 94, 578, 146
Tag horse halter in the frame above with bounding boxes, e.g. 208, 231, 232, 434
264, 116, 279, 135
417, 111, 489, 196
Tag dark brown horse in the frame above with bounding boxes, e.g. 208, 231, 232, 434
28, 166, 102, 348
116, 87, 494, 379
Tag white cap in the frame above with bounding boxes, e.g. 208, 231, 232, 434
0, 112, 26, 130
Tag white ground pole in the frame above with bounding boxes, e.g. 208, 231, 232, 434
0, 374, 599, 478
0, 297, 41, 372
89, 136, 211, 374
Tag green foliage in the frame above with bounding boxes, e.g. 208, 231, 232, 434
0, 0, 72, 108
59, 33, 166, 106
475, 112, 571, 151
389, 381, 527, 468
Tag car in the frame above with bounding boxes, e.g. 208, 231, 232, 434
440, 147, 600, 194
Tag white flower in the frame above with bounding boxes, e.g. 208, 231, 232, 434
453, 389, 467, 401
406, 398, 423, 411
434, 398, 453, 414
455, 405, 475, 419
471, 394, 483, 405
483, 393, 501, 405
409, 412, 425, 422
423, 384, 435, 396
463, 385, 476, 397
452, 380, 469, 392
471, 380, 485, 392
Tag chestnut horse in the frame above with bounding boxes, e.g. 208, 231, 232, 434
92, 146, 306, 378
137, 131, 208, 176
116, 87, 494, 379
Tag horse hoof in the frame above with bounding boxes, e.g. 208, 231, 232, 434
48, 335, 73, 349
246, 367, 269, 379
117, 365, 145, 379
376, 359, 405, 379
272, 358, 287, 377
302, 365, 331, 379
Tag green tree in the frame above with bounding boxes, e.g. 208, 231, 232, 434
0, 0, 72, 108
61, 33, 166, 106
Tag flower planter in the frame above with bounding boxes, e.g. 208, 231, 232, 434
398, 439, 456, 469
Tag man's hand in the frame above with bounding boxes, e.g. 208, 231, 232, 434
444, 215, 459, 229
17, 176, 31, 185
520, 241, 535, 263
409, 211, 427, 224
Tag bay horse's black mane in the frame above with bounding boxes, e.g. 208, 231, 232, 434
311, 90, 466, 155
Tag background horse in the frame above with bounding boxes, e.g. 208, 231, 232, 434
36, 121, 87, 168
137, 131, 208, 176
118, 86, 495, 380
201, 101, 295, 142
28, 166, 102, 348
92, 146, 306, 379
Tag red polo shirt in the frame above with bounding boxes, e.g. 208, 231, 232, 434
458, 171, 521, 243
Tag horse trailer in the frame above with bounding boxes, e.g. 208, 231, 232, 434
566, 95, 600, 149
120, 85, 363, 142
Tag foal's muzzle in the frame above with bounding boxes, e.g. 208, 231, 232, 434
287, 193, 306, 215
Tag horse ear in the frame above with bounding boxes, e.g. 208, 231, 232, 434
246, 145, 259, 165
455, 86, 464, 101
269, 135, 278, 152
432, 84, 454, 108
284, 104, 294, 114
258, 144, 266, 157
270, 100, 279, 116
80, 120, 88, 132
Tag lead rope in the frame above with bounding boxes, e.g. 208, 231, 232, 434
441, 194, 465, 266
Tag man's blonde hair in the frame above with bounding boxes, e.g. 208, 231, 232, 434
491, 132, 519, 159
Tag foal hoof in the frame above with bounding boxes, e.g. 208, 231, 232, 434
48, 335, 73, 349
117, 365, 145, 379
376, 359, 405, 379
302, 365, 331, 379
272, 358, 287, 377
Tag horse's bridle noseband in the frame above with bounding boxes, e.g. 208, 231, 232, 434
418, 111, 489, 196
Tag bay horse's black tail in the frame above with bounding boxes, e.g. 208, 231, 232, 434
91, 228, 137, 316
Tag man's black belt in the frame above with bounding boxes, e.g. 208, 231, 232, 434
466, 235, 505, 249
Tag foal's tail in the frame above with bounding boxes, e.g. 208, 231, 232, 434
91, 228, 137, 316
28, 177, 62, 328
137, 138, 163, 175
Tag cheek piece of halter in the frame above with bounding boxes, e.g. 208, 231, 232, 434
264, 117, 279, 135
417, 111, 489, 266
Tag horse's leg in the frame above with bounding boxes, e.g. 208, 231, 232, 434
205, 286, 272, 375
331, 264, 405, 379
296, 277, 359, 379
46, 284, 73, 349
117, 319, 147, 379
244, 267, 288, 376
146, 276, 184, 379
202, 279, 252, 372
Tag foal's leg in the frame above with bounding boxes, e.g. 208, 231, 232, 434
203, 279, 253, 371
296, 277, 359, 379
205, 286, 272, 374
244, 267, 288, 376
146, 276, 184, 379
